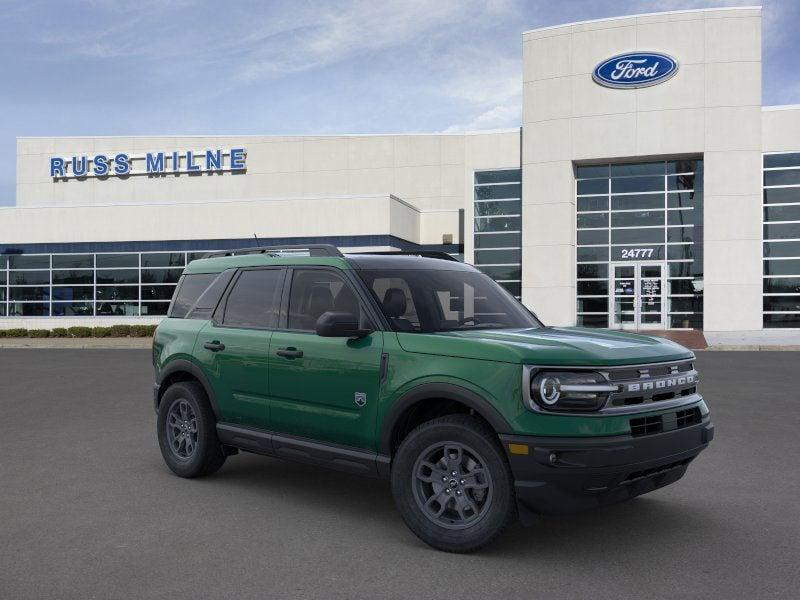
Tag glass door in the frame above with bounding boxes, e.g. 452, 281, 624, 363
610, 262, 665, 330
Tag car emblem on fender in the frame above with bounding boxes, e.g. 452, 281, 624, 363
354, 392, 367, 408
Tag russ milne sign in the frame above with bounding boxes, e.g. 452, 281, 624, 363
49, 148, 246, 179
593, 52, 678, 89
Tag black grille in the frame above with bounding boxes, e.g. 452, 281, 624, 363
676, 407, 702, 428
607, 360, 698, 408
622, 458, 692, 484
629, 407, 703, 437
630, 415, 663, 437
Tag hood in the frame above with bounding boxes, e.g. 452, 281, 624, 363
395, 327, 693, 366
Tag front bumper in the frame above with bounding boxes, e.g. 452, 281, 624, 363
500, 417, 713, 518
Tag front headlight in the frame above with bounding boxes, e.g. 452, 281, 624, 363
526, 370, 617, 412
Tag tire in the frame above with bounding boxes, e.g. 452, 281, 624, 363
157, 381, 226, 478
391, 414, 517, 553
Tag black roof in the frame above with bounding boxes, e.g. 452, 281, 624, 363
343, 253, 476, 271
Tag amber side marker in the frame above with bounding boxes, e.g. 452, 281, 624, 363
508, 443, 529, 455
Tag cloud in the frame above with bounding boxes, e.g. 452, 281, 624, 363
442, 103, 521, 132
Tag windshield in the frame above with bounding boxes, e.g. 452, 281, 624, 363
357, 269, 542, 333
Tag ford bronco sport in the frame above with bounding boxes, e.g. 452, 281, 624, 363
153, 244, 713, 552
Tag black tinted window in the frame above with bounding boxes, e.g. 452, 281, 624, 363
223, 269, 283, 328
287, 269, 367, 331
170, 274, 217, 318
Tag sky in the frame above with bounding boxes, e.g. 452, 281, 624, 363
0, 0, 798, 206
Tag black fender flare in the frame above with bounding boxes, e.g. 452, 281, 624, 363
157, 359, 220, 419
379, 383, 512, 456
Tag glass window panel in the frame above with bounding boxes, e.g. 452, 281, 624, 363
670, 314, 703, 329
577, 213, 608, 228
52, 254, 93, 269
611, 210, 664, 228
667, 191, 702, 209
667, 245, 695, 261
0, 304, 6, 316
141, 285, 177, 301
96, 286, 139, 301
96, 254, 138, 268
668, 209, 701, 226
611, 245, 665, 261
474, 216, 520, 233
96, 302, 139, 316
187, 252, 209, 263
52, 270, 93, 284
764, 204, 800, 222
8, 302, 49, 316
763, 188, 800, 204
577, 281, 608, 295
0, 288, 5, 301
764, 170, 800, 186
764, 259, 800, 276
9, 271, 50, 285
96, 269, 138, 284
669, 262, 698, 277
474, 184, 521, 200
577, 230, 608, 245
764, 153, 800, 168
576, 165, 608, 179
222, 269, 285, 329
476, 266, 520, 281
763, 296, 800, 312
473, 249, 521, 265
611, 228, 664, 244
667, 160, 702, 174
763, 278, 800, 294
52, 302, 94, 316
8, 255, 49, 269
578, 246, 609, 261
611, 194, 663, 210
577, 314, 609, 327
474, 232, 521, 249
577, 263, 608, 279
172, 273, 220, 318
577, 297, 608, 312
141, 253, 185, 268
0, 272, 5, 285
611, 176, 663, 194
497, 281, 521, 296
576, 179, 608, 195
669, 297, 703, 312
141, 268, 182, 284
670, 279, 703, 295
52, 286, 93, 301
0, 255, 6, 269
474, 201, 520, 216
474, 170, 520, 185
577, 197, 608, 212
611, 162, 663, 177
667, 227, 695, 244
764, 223, 800, 240
141, 302, 171, 316
9, 287, 49, 301
667, 174, 699, 191
764, 314, 800, 327
763, 241, 800, 258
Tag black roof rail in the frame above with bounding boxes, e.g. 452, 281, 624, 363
204, 244, 343, 259
350, 250, 459, 262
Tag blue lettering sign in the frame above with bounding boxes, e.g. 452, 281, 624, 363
114, 153, 130, 175
593, 52, 678, 89
171, 151, 180, 171
186, 150, 200, 172
50, 157, 65, 177
146, 152, 165, 173
205, 149, 222, 170
93, 154, 109, 176
72, 156, 88, 177
230, 147, 246, 170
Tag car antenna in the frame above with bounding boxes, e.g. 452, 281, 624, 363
253, 232, 260, 245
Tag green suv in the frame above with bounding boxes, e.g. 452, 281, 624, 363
153, 244, 713, 552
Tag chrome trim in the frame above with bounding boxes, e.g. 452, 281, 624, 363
559, 383, 619, 392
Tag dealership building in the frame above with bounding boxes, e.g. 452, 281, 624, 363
2, 5, 799, 338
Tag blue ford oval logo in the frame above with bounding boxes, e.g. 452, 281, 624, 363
593, 52, 679, 89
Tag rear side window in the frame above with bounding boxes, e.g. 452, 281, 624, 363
287, 269, 370, 331
170, 273, 218, 318
222, 269, 284, 329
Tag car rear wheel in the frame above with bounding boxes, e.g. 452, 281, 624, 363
391, 414, 516, 552
157, 381, 226, 478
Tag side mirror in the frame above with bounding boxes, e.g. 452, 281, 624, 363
315, 311, 373, 338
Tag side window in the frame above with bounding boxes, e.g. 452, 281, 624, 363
369, 277, 420, 331
170, 273, 217, 318
222, 269, 283, 329
287, 269, 367, 331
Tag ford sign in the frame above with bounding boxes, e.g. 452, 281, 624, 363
593, 52, 678, 89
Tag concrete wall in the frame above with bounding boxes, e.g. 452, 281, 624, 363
521, 6, 763, 331
763, 106, 800, 152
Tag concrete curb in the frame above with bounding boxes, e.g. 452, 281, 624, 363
703, 345, 800, 351
0, 338, 152, 349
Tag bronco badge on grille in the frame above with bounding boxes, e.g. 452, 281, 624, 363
627, 373, 695, 392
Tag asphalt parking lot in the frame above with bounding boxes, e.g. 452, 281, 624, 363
1, 350, 798, 599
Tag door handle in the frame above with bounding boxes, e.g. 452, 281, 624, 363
203, 341, 226, 352
276, 347, 303, 359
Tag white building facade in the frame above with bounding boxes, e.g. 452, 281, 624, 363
3, 6, 800, 335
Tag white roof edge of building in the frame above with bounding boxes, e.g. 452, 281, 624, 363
0, 193, 420, 212
522, 5, 762, 36
16, 128, 520, 141
762, 104, 800, 112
